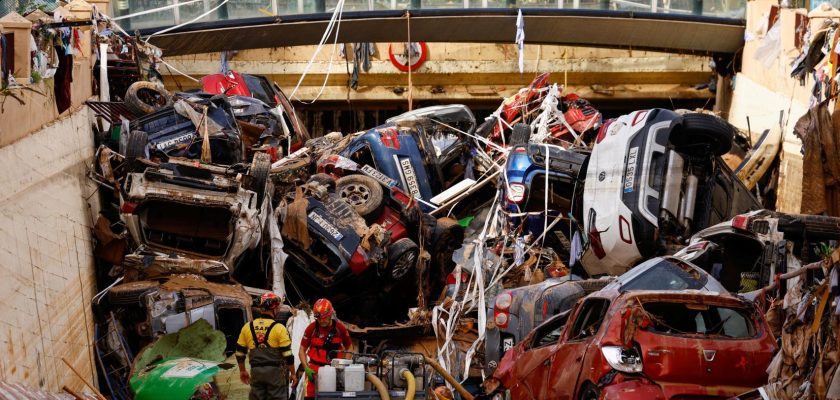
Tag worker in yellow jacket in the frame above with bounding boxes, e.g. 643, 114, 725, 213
236, 292, 298, 400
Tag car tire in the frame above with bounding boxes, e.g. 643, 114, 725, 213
308, 173, 337, 192
124, 81, 173, 116
579, 384, 600, 400
336, 175, 385, 223
386, 238, 419, 280
108, 280, 159, 306
249, 153, 271, 207
510, 123, 532, 146
125, 130, 149, 167
669, 113, 735, 156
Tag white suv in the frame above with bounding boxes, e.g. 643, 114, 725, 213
580, 109, 760, 276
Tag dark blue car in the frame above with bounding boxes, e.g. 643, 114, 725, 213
503, 124, 587, 247
320, 105, 478, 214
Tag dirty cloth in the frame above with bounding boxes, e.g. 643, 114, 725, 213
281, 186, 311, 249
349, 42, 375, 90
54, 53, 73, 114
173, 100, 225, 136
794, 101, 830, 214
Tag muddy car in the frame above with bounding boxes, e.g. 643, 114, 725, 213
488, 287, 776, 399
502, 123, 587, 256
107, 274, 253, 353
118, 153, 271, 269
318, 104, 490, 216
674, 210, 840, 293
486, 255, 725, 376
581, 109, 761, 277
125, 93, 245, 165
202, 70, 310, 154
485, 276, 608, 374
282, 171, 463, 325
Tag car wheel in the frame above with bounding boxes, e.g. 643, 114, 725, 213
510, 123, 532, 146
307, 173, 337, 192
579, 384, 600, 400
249, 153, 271, 207
336, 175, 385, 223
124, 81, 173, 116
124, 130, 149, 168
387, 238, 419, 280
669, 113, 735, 156
108, 280, 160, 306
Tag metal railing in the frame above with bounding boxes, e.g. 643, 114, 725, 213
111, 0, 744, 32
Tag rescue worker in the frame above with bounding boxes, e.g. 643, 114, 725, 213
299, 298, 352, 400
236, 292, 298, 400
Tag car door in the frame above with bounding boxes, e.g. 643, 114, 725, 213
546, 298, 612, 400
507, 314, 569, 399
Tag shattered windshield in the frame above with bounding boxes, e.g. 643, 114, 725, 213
618, 258, 713, 292
641, 301, 756, 339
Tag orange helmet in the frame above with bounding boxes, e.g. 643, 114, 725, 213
313, 298, 334, 319
260, 292, 282, 310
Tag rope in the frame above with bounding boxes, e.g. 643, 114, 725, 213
407, 11, 413, 111
288, 0, 347, 103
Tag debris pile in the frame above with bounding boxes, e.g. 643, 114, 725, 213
78, 44, 839, 398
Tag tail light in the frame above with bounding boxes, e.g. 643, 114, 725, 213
446, 271, 468, 285
494, 292, 513, 328
587, 209, 607, 259
683, 241, 710, 253
120, 202, 138, 214
349, 248, 368, 275
601, 346, 643, 373
506, 183, 526, 204
731, 214, 751, 231
391, 187, 413, 207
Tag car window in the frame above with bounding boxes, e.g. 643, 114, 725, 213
529, 312, 570, 349
710, 174, 733, 225
568, 298, 610, 341
641, 301, 756, 338
243, 74, 277, 107
619, 258, 709, 292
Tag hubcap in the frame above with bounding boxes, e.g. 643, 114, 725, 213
392, 251, 416, 279
339, 184, 370, 207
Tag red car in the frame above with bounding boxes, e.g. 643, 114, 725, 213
487, 288, 776, 400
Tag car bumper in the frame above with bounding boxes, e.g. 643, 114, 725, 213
601, 380, 666, 400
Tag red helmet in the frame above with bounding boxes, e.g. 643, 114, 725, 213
313, 298, 334, 319
260, 292, 282, 310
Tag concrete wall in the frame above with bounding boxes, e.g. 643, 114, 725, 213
0, 90, 99, 393
727, 0, 810, 213
163, 43, 713, 102
0, 56, 95, 146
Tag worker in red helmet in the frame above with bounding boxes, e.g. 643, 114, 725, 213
236, 292, 297, 400
299, 298, 352, 400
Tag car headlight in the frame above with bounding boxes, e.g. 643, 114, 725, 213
601, 346, 643, 373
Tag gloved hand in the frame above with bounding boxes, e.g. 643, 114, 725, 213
305, 366, 315, 382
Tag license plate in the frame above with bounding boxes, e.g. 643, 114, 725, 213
398, 158, 422, 199
308, 211, 343, 241
361, 164, 396, 187
623, 146, 639, 193
502, 337, 514, 352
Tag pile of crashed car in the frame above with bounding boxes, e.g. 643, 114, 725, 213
86, 70, 840, 400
